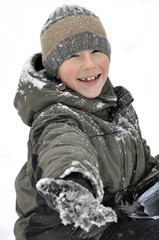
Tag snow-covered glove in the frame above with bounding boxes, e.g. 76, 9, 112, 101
36, 178, 117, 232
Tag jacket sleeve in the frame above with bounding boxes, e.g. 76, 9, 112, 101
29, 104, 104, 202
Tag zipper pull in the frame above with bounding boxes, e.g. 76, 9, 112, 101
123, 177, 127, 192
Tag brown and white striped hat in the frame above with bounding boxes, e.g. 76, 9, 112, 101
41, 5, 111, 77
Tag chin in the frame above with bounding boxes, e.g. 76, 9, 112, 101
81, 90, 102, 98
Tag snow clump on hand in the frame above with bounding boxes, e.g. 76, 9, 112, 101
36, 178, 117, 232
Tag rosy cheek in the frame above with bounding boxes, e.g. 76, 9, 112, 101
64, 65, 77, 78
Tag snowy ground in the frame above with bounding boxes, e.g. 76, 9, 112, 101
1, 0, 159, 239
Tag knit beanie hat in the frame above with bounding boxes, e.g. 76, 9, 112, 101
41, 5, 111, 77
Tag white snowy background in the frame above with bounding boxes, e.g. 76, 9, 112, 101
0, 0, 159, 239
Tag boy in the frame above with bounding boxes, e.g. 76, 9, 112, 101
14, 5, 159, 240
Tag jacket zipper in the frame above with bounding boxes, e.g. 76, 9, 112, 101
120, 134, 128, 192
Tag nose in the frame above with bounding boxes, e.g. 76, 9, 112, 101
82, 54, 96, 71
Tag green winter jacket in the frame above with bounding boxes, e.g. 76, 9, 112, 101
14, 53, 156, 240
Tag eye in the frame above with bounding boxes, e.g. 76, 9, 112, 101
92, 50, 101, 54
69, 54, 79, 58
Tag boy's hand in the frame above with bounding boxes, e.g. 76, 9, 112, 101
36, 178, 117, 232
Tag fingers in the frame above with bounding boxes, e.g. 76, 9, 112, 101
36, 178, 117, 232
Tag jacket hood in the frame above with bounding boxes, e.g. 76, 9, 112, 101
14, 53, 117, 126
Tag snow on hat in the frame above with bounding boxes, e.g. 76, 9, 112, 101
41, 5, 111, 77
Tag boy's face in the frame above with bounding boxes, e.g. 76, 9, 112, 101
57, 50, 109, 98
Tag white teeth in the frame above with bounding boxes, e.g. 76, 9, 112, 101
80, 75, 99, 81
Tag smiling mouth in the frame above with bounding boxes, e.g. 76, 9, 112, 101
77, 74, 101, 82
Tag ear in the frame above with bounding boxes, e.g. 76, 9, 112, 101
57, 83, 66, 91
